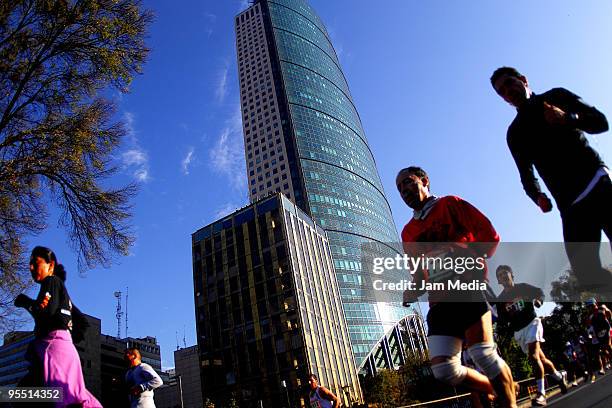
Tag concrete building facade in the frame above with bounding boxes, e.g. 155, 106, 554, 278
192, 194, 362, 407
174, 345, 204, 408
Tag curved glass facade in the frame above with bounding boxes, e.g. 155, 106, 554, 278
237, 0, 412, 367
265, 0, 409, 365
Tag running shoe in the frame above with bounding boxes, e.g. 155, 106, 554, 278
599, 369, 605, 375
591, 375, 596, 383
556, 371, 568, 394
571, 381, 578, 387
532, 393, 547, 406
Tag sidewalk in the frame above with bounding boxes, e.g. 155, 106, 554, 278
517, 373, 588, 408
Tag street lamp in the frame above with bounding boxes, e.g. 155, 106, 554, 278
176, 374, 184, 408
281, 380, 291, 408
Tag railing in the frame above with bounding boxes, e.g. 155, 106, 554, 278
396, 374, 564, 408
396, 393, 473, 408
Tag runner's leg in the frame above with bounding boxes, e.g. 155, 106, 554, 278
465, 311, 516, 408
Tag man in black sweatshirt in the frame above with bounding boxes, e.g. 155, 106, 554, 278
491, 67, 611, 295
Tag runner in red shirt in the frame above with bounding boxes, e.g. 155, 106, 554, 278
397, 166, 516, 408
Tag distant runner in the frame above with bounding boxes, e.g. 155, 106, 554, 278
495, 265, 567, 406
308, 373, 341, 407
584, 298, 611, 377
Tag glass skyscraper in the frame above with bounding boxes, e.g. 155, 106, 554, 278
236, 0, 412, 368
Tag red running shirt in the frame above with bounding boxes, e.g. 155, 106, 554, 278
401, 196, 500, 301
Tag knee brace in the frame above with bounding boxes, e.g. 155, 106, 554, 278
431, 357, 468, 385
467, 342, 505, 379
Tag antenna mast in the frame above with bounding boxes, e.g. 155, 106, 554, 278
114, 291, 123, 339
125, 287, 129, 338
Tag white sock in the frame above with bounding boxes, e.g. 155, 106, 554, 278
554, 370, 563, 381
537, 378, 546, 395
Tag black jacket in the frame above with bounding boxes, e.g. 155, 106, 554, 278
24, 275, 73, 338
507, 87, 608, 212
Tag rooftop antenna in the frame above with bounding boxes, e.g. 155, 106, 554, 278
114, 291, 123, 339
125, 287, 129, 338
183, 325, 187, 349
176, 331, 180, 351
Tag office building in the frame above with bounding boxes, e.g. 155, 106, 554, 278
155, 346, 204, 408
0, 332, 34, 387
235, 0, 412, 369
175, 345, 204, 408
192, 194, 362, 407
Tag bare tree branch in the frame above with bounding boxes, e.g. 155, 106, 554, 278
0, 0, 153, 334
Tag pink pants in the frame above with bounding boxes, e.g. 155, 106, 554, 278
34, 330, 102, 408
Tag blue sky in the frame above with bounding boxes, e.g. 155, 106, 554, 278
13, 1, 612, 369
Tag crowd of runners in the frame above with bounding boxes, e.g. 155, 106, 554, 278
399, 66, 611, 407
563, 298, 612, 386
11, 64, 610, 408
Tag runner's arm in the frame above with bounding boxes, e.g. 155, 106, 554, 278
21, 278, 62, 319
319, 386, 341, 407
547, 88, 608, 134
524, 283, 544, 306
507, 132, 545, 207
137, 364, 163, 392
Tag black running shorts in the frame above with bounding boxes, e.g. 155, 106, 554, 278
427, 301, 490, 338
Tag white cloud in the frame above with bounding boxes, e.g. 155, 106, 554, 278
114, 90, 124, 102
181, 147, 195, 175
203, 12, 216, 38
327, 25, 351, 63
214, 202, 242, 219
334, 43, 345, 60
124, 112, 136, 143
209, 106, 245, 191
121, 112, 150, 183
238, 0, 250, 12
215, 66, 229, 103
122, 149, 147, 166
134, 168, 149, 183
203, 12, 217, 22
122, 149, 149, 182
